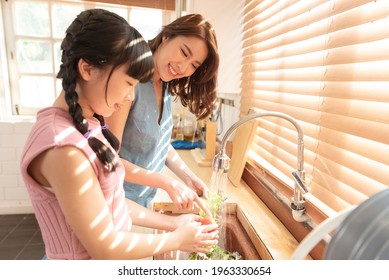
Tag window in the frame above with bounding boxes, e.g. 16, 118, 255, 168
1, 0, 175, 117
239, 0, 389, 257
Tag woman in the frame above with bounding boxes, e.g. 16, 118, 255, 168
107, 14, 219, 213
20, 9, 218, 260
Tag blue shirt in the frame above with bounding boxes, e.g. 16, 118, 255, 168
119, 79, 173, 207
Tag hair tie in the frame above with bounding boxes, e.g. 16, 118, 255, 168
101, 124, 109, 130
83, 129, 92, 139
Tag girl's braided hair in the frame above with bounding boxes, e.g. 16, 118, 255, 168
57, 9, 154, 172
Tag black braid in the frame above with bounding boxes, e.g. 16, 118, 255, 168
94, 113, 120, 151
60, 43, 119, 172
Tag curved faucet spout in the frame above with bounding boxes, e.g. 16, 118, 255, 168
213, 110, 309, 222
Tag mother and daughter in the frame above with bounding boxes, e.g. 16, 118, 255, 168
20, 8, 220, 259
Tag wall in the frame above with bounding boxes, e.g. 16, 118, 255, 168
186, 0, 243, 139
0, 0, 244, 214
0, 121, 34, 214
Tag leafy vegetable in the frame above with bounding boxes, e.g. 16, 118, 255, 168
199, 192, 223, 220
188, 245, 242, 260
193, 192, 240, 260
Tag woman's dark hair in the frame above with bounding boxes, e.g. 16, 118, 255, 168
149, 14, 219, 120
57, 9, 154, 172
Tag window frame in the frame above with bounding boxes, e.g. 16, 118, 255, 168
0, 0, 175, 118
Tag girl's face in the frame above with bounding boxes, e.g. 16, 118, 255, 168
80, 63, 138, 118
155, 35, 208, 82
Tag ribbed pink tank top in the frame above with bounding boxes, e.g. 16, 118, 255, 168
20, 107, 130, 259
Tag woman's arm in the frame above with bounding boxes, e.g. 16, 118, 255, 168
106, 101, 212, 216
34, 146, 217, 259
165, 145, 210, 199
121, 158, 211, 216
106, 100, 180, 193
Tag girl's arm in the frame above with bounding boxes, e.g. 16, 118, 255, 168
35, 146, 217, 259
125, 198, 206, 232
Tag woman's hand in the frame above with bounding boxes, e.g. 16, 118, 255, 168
184, 174, 209, 199
165, 180, 212, 217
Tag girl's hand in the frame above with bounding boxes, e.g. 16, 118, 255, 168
199, 216, 218, 232
173, 220, 219, 253
171, 214, 199, 229
172, 214, 217, 231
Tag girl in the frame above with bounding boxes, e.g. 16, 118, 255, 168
20, 9, 217, 260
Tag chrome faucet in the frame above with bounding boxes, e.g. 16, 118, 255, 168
212, 110, 309, 222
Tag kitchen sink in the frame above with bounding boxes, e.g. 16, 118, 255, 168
153, 202, 262, 260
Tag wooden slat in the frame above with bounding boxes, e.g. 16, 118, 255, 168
81, 0, 175, 10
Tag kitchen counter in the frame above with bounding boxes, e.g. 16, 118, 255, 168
154, 149, 300, 260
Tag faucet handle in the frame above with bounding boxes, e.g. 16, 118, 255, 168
292, 171, 309, 194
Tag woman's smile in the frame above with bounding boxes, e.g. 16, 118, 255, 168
168, 64, 179, 77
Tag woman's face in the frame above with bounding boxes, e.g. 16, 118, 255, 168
80, 64, 138, 118
155, 35, 208, 82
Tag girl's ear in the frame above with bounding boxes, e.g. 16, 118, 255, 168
77, 58, 94, 81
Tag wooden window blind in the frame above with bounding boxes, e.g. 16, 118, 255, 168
240, 0, 389, 218
80, 0, 176, 10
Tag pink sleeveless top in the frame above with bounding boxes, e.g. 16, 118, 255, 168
20, 107, 131, 259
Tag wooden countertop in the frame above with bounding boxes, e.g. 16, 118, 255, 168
154, 149, 300, 260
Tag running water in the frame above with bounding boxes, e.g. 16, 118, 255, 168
188, 166, 243, 260
208, 168, 228, 250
